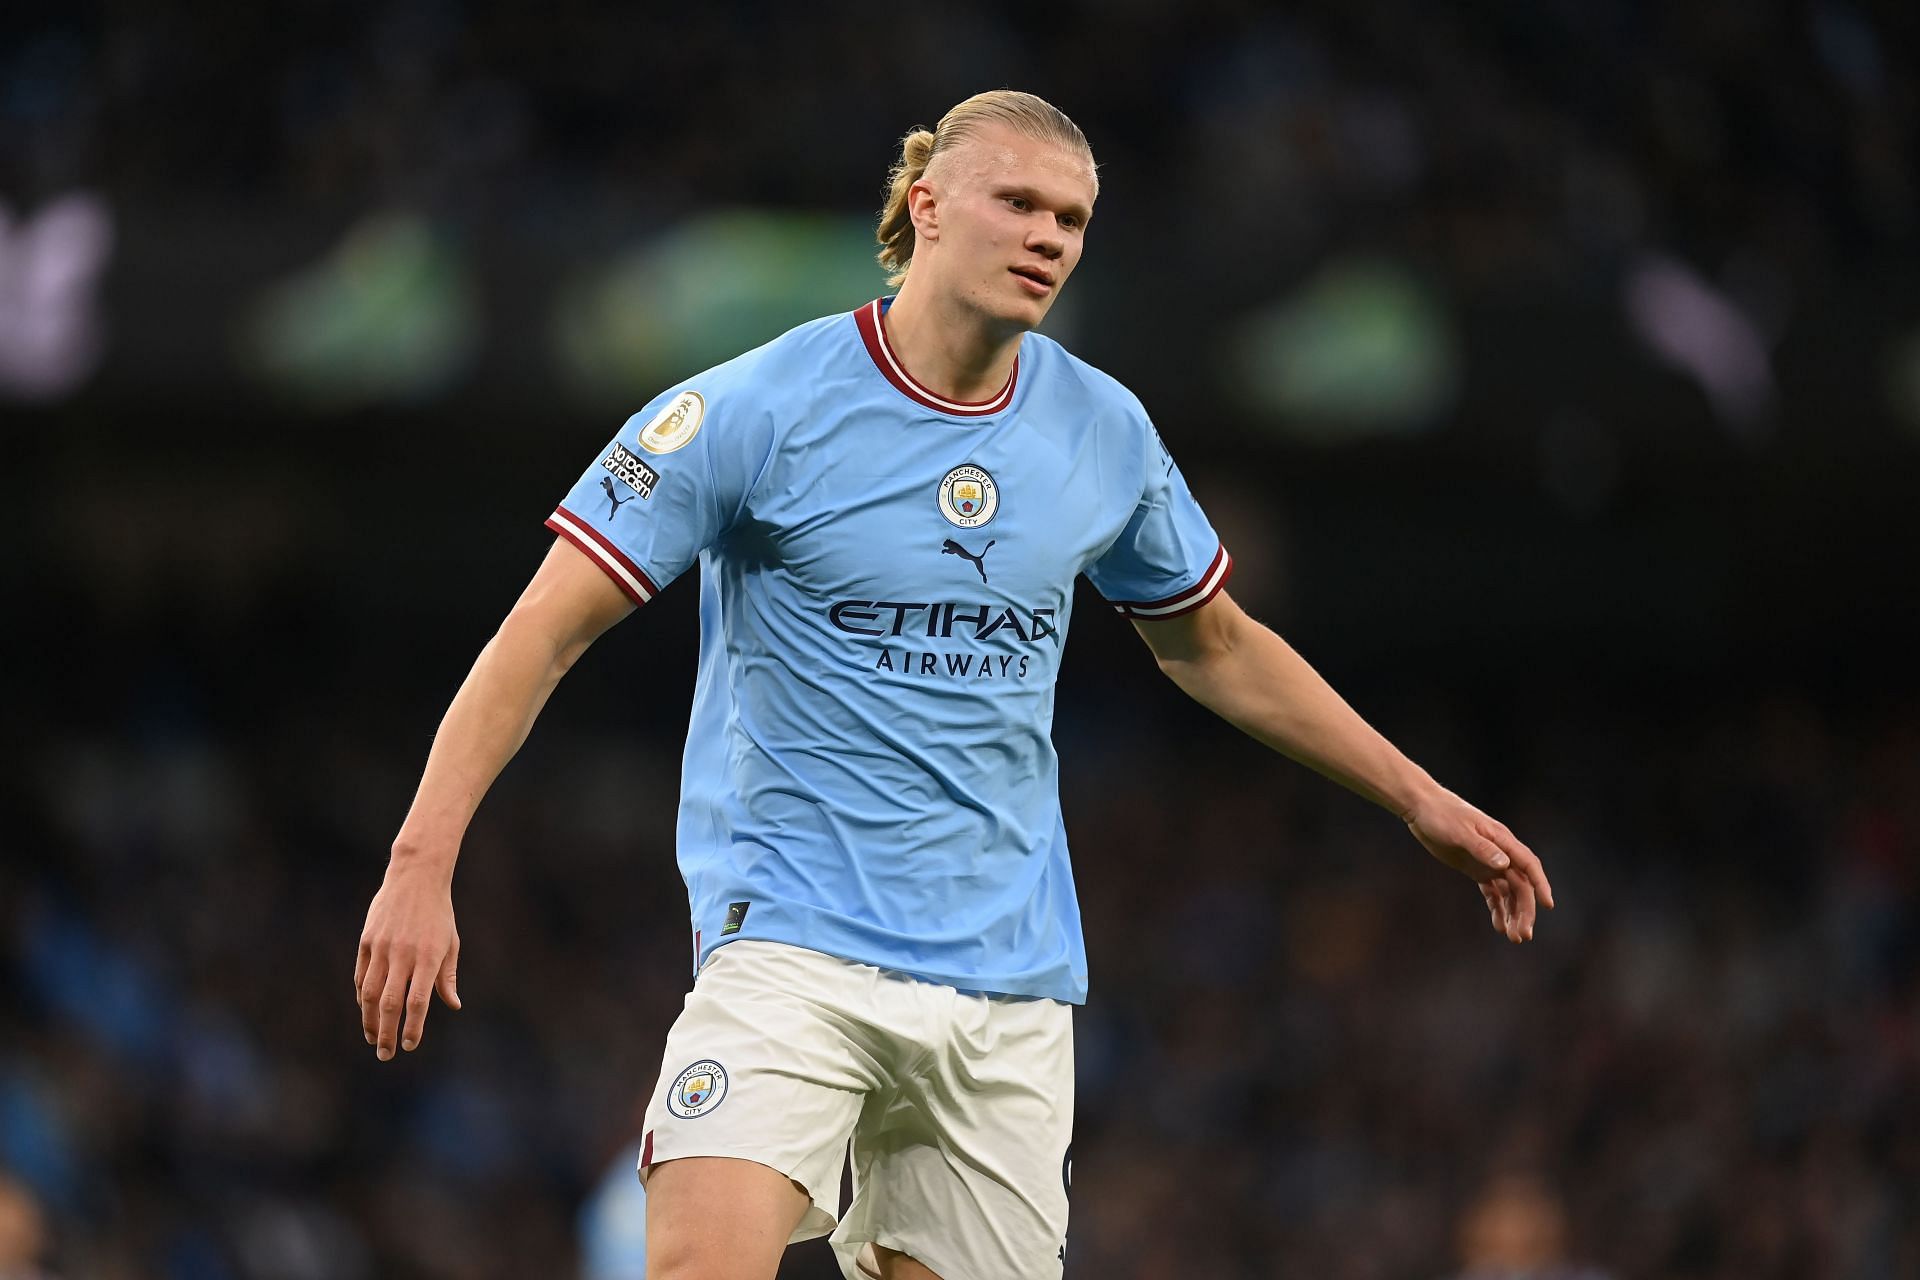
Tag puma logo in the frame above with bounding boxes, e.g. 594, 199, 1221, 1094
941, 538, 994, 584
602, 474, 638, 519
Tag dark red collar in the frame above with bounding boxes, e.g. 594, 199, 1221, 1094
853, 297, 1018, 416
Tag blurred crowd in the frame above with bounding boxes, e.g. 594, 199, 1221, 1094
4, 0, 1914, 300
8, 0, 1920, 445
1057, 691, 1920, 1279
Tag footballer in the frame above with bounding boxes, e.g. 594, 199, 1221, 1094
355, 89, 1555, 1280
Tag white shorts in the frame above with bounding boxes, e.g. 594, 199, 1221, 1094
637, 939, 1074, 1279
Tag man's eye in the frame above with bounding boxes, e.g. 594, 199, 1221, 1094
1006, 196, 1029, 211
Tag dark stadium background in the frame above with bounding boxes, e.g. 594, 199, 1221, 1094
4, 3, 1917, 1277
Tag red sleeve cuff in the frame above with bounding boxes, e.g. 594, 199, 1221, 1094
545, 505, 660, 605
1106, 544, 1233, 620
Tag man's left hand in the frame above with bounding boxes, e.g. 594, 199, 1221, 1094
1401, 788, 1555, 943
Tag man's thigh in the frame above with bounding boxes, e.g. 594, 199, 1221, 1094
645, 1155, 811, 1280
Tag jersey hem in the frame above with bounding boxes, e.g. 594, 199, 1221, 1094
1105, 543, 1233, 620
546, 505, 661, 605
699, 932, 1086, 1006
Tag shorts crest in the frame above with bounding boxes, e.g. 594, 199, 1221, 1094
667, 1058, 729, 1118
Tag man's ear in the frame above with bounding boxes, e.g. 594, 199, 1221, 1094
907, 178, 939, 246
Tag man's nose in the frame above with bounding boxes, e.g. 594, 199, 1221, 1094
1027, 225, 1064, 258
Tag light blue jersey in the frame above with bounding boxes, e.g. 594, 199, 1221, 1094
548, 298, 1229, 1003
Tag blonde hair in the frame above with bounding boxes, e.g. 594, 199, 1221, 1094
875, 90, 1096, 286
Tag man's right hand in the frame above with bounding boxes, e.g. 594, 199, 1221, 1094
355, 857, 462, 1060
349, 538, 633, 1061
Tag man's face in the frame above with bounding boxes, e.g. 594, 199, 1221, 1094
911, 122, 1097, 332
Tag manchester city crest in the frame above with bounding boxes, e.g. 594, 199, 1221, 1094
667, 1058, 729, 1119
938, 464, 999, 529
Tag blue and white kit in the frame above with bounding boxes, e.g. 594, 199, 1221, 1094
548, 297, 1229, 1004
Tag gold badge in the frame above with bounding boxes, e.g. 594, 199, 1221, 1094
640, 390, 705, 454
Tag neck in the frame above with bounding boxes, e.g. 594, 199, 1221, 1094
883, 276, 1024, 404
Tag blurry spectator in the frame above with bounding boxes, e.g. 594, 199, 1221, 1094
0, 1175, 53, 1280
1447, 1174, 1610, 1280
577, 1144, 647, 1280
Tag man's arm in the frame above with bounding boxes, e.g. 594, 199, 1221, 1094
354, 538, 636, 1060
1132, 590, 1554, 943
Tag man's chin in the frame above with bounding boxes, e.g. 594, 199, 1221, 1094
945, 281, 1056, 336
984, 286, 1054, 332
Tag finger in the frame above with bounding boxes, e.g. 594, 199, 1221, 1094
1480, 883, 1501, 934
1497, 833, 1555, 911
354, 936, 371, 1002
1521, 849, 1555, 912
1473, 837, 1511, 876
1492, 878, 1517, 942
376, 954, 410, 1060
1506, 868, 1538, 941
436, 935, 462, 1011
359, 949, 387, 1046
401, 956, 437, 1052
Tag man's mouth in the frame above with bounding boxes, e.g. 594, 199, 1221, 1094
1010, 265, 1055, 294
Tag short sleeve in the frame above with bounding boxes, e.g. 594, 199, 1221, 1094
545, 383, 774, 605
1083, 415, 1233, 620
